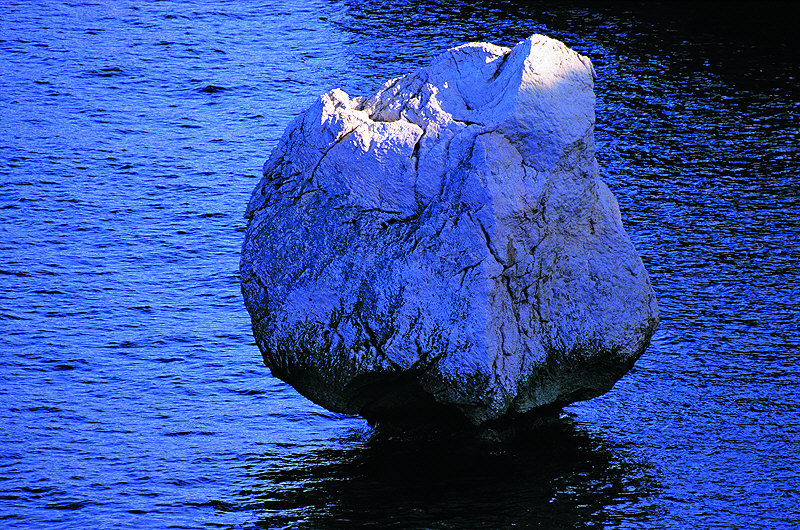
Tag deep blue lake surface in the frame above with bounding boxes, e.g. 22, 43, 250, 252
1, 1, 798, 528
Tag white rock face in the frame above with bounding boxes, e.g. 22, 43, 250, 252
241, 35, 659, 429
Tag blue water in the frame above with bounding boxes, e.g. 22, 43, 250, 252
1, 1, 798, 528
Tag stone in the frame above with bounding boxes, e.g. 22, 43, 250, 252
240, 34, 659, 430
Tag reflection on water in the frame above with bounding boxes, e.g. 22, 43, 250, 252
232, 417, 660, 528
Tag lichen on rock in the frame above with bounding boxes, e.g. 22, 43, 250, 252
240, 34, 659, 431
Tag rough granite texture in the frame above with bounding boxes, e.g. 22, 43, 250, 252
240, 34, 660, 429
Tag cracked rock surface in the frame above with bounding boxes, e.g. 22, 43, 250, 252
240, 34, 659, 429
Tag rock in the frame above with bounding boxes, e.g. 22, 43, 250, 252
240, 34, 659, 430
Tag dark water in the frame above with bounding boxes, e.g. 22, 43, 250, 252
1, 1, 798, 528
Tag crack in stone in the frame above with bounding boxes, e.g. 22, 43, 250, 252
289, 187, 325, 203
477, 220, 506, 268
412, 133, 422, 173
360, 316, 402, 371
457, 259, 484, 288
309, 126, 359, 181
489, 50, 512, 81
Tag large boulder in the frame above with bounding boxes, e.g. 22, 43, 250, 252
240, 34, 659, 430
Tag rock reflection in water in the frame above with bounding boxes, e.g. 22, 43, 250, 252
231, 416, 659, 528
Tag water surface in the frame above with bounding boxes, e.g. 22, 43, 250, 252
1, 1, 798, 528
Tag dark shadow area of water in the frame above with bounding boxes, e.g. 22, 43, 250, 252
229, 417, 661, 528
629, 0, 798, 46
330, 0, 798, 88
